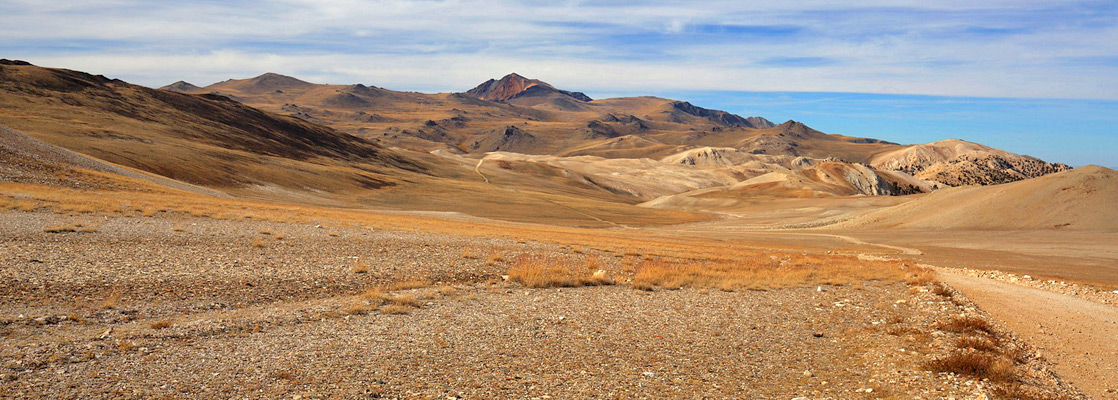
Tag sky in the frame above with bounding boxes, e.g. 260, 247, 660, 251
1, 0, 1115, 166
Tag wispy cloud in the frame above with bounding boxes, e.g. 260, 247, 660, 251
0, 1, 1115, 100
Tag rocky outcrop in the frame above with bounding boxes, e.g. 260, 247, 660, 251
670, 101, 771, 128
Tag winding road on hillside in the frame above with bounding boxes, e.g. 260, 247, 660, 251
937, 272, 1118, 399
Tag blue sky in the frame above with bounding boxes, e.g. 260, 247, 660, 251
1, 0, 1115, 166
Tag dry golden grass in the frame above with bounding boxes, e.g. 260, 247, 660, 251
631, 254, 907, 291
924, 351, 1015, 383
485, 252, 505, 266
931, 283, 954, 297
507, 254, 615, 288
150, 320, 172, 330
937, 316, 993, 334
379, 304, 411, 315
342, 302, 373, 315
386, 294, 419, 307
99, 292, 122, 310
956, 335, 1000, 352
461, 249, 478, 259
437, 286, 458, 297
905, 266, 936, 286
259, 229, 272, 235
360, 287, 386, 302
251, 237, 267, 248
171, 226, 185, 232
327, 231, 339, 237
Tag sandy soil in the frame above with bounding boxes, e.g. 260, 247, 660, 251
939, 271, 1118, 399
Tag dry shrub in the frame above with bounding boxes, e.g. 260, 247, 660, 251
327, 231, 339, 237
99, 292, 123, 310
361, 287, 386, 302
342, 302, 372, 315
956, 335, 1000, 352
631, 254, 907, 291
386, 294, 419, 307
259, 229, 272, 235
388, 280, 429, 291
437, 286, 458, 297
461, 249, 479, 259
43, 222, 98, 233
485, 252, 505, 266
171, 226, 185, 232
150, 320, 172, 329
931, 283, 954, 298
937, 316, 993, 334
251, 237, 267, 248
924, 351, 1015, 383
905, 266, 936, 286
507, 254, 613, 288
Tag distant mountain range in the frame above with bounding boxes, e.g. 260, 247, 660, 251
0, 59, 1079, 225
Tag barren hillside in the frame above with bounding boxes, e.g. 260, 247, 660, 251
832, 165, 1118, 230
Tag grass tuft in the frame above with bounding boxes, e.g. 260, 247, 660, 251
507, 254, 612, 288
630, 254, 907, 291
924, 351, 1015, 383
937, 316, 993, 334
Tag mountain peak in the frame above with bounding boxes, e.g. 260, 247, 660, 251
247, 72, 312, 87
465, 73, 592, 102
159, 80, 202, 93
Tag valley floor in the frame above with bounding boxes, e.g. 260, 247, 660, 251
0, 211, 1088, 399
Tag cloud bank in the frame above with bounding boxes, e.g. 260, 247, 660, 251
1, 0, 1115, 99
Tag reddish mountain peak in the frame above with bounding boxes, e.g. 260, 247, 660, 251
465, 73, 592, 102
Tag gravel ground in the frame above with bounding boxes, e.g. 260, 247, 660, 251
0, 211, 1084, 399
936, 265, 1118, 306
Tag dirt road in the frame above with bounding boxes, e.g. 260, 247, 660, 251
939, 271, 1118, 399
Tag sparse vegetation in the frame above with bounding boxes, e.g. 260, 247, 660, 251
507, 254, 615, 288
937, 316, 993, 334
150, 320, 172, 329
251, 237, 267, 248
43, 222, 98, 233
631, 254, 907, 291
931, 283, 954, 297
99, 291, 123, 310
485, 252, 505, 266
924, 350, 1015, 383
956, 335, 1000, 352
342, 302, 373, 315
379, 304, 411, 315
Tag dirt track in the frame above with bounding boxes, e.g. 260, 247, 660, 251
939, 271, 1118, 399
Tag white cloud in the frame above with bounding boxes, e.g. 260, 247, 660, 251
1, 1, 1115, 99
